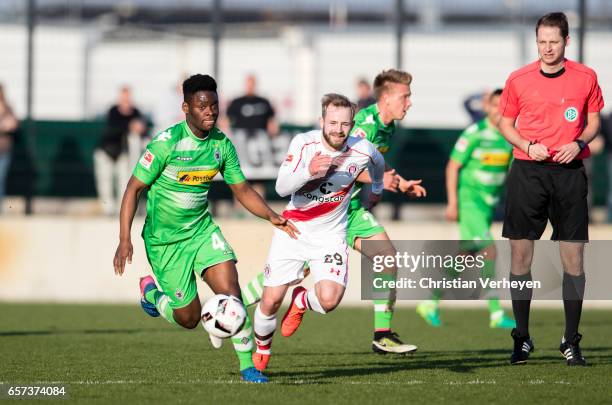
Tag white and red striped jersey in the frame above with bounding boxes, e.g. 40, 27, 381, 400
275, 130, 384, 239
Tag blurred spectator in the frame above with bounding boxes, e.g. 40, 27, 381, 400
226, 74, 278, 138
355, 77, 376, 111
602, 111, 612, 222
463, 90, 491, 123
0, 84, 18, 213
225, 74, 278, 202
94, 86, 147, 216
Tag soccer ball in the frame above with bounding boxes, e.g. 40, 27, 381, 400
201, 294, 246, 338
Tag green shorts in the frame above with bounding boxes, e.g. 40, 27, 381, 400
144, 224, 236, 309
346, 206, 385, 248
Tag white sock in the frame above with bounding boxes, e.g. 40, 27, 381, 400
253, 304, 276, 354
306, 289, 326, 314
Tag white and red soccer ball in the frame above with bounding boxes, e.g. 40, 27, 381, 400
201, 294, 246, 338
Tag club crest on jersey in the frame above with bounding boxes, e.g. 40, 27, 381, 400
175, 289, 184, 299
214, 148, 221, 163
139, 150, 155, 170
564, 107, 578, 122
347, 163, 358, 175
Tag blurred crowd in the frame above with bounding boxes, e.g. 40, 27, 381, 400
0, 77, 611, 220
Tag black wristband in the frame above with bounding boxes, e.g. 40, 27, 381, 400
575, 139, 587, 151
527, 141, 535, 156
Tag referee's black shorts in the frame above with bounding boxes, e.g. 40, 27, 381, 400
502, 159, 588, 241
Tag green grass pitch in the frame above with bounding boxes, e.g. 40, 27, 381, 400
1, 303, 611, 403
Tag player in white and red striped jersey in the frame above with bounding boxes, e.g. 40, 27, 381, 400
252, 94, 385, 373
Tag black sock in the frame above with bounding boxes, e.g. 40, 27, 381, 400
563, 273, 585, 340
510, 272, 533, 337
374, 331, 391, 340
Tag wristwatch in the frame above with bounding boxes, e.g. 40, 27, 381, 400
575, 139, 587, 151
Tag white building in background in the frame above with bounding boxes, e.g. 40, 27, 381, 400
0, 23, 610, 128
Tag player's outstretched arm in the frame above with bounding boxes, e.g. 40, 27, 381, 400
228, 181, 299, 239
356, 168, 399, 192
113, 176, 148, 275
445, 159, 461, 221
397, 175, 427, 198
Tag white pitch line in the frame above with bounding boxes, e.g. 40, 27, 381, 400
1, 380, 425, 386
1, 379, 575, 386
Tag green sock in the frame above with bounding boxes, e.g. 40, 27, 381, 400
480, 258, 496, 280
231, 313, 255, 371
242, 272, 264, 307
373, 299, 395, 331
373, 271, 396, 331
146, 288, 177, 325
488, 298, 502, 314
480, 258, 502, 314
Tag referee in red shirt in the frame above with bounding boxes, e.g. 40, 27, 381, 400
499, 12, 604, 366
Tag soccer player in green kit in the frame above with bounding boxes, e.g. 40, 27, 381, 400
244, 70, 427, 359
416, 89, 516, 329
112, 74, 298, 383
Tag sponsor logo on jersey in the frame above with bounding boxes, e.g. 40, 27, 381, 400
154, 130, 171, 142
481, 152, 511, 166
455, 138, 468, 153
303, 191, 345, 203
177, 169, 219, 184
564, 107, 578, 122
139, 150, 155, 170
319, 182, 333, 194
347, 163, 358, 175
353, 128, 367, 139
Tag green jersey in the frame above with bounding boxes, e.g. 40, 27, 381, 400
133, 121, 246, 246
450, 118, 513, 207
349, 103, 395, 210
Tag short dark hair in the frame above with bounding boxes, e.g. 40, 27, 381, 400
373, 69, 412, 100
536, 12, 569, 38
321, 93, 355, 118
183, 74, 217, 102
490, 88, 503, 101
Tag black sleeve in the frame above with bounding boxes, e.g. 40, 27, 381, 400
603, 113, 612, 149
265, 98, 275, 120
226, 99, 239, 121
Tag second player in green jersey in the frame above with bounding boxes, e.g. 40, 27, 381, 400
417, 89, 515, 329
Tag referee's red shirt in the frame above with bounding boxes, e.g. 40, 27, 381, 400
500, 59, 604, 161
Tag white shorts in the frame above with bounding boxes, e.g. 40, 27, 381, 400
263, 229, 349, 288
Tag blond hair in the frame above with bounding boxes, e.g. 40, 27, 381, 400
373, 69, 412, 100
